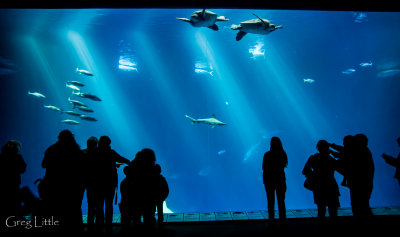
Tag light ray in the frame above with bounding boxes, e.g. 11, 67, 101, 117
67, 30, 147, 151
24, 36, 66, 104
194, 31, 264, 149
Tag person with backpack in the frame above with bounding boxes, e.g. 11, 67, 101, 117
303, 140, 340, 218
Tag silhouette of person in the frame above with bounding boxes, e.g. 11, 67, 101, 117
330, 135, 355, 188
154, 163, 169, 226
119, 157, 135, 229
136, 148, 159, 228
303, 140, 340, 218
120, 148, 160, 229
262, 137, 287, 221
382, 137, 400, 186
119, 151, 145, 229
0, 140, 27, 222
41, 130, 85, 231
89, 136, 130, 229
349, 134, 374, 217
82, 136, 98, 227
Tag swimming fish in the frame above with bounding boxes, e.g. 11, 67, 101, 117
72, 91, 102, 101
342, 68, 356, 75
185, 114, 226, 128
195, 68, 213, 77
76, 105, 94, 113
68, 97, 87, 108
303, 78, 315, 84
76, 68, 94, 76
66, 84, 80, 91
28, 91, 46, 98
61, 119, 80, 125
44, 105, 62, 112
63, 111, 82, 117
217, 150, 226, 155
360, 61, 373, 67
80, 115, 98, 122
66, 81, 85, 87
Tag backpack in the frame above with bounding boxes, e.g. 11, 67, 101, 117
34, 177, 50, 200
304, 174, 316, 191
160, 176, 169, 201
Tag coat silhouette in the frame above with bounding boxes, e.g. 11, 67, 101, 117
262, 137, 287, 221
348, 134, 374, 217
330, 135, 355, 187
0, 140, 27, 220
303, 140, 340, 218
82, 136, 98, 227
119, 148, 162, 229
154, 163, 169, 225
88, 136, 130, 228
41, 130, 85, 230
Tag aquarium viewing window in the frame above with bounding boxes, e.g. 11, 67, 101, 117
0, 8, 399, 215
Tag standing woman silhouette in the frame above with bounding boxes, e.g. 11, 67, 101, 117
262, 137, 288, 222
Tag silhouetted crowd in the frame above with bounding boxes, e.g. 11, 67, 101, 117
262, 134, 399, 225
0, 130, 168, 233
0, 130, 399, 233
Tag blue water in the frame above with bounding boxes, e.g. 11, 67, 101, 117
1, 9, 400, 214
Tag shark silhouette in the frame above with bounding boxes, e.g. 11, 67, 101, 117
185, 114, 226, 128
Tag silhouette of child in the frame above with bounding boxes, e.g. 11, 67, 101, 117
154, 164, 169, 225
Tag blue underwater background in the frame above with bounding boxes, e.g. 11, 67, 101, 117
0, 9, 400, 215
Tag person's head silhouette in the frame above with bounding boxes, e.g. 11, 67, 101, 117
355, 133, 368, 148
140, 148, 156, 167
317, 140, 330, 155
270, 137, 283, 152
87, 136, 98, 150
98, 136, 111, 149
58, 130, 74, 143
1, 140, 21, 155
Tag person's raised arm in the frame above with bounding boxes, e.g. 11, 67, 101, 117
112, 150, 130, 165
382, 153, 398, 167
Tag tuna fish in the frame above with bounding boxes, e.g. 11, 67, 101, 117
28, 91, 46, 98
76, 68, 94, 76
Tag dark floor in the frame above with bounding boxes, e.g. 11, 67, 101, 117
83, 206, 400, 223
81, 206, 400, 236
2, 207, 399, 235
83, 215, 399, 236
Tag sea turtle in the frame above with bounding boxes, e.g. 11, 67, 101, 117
230, 14, 283, 41
177, 9, 229, 31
